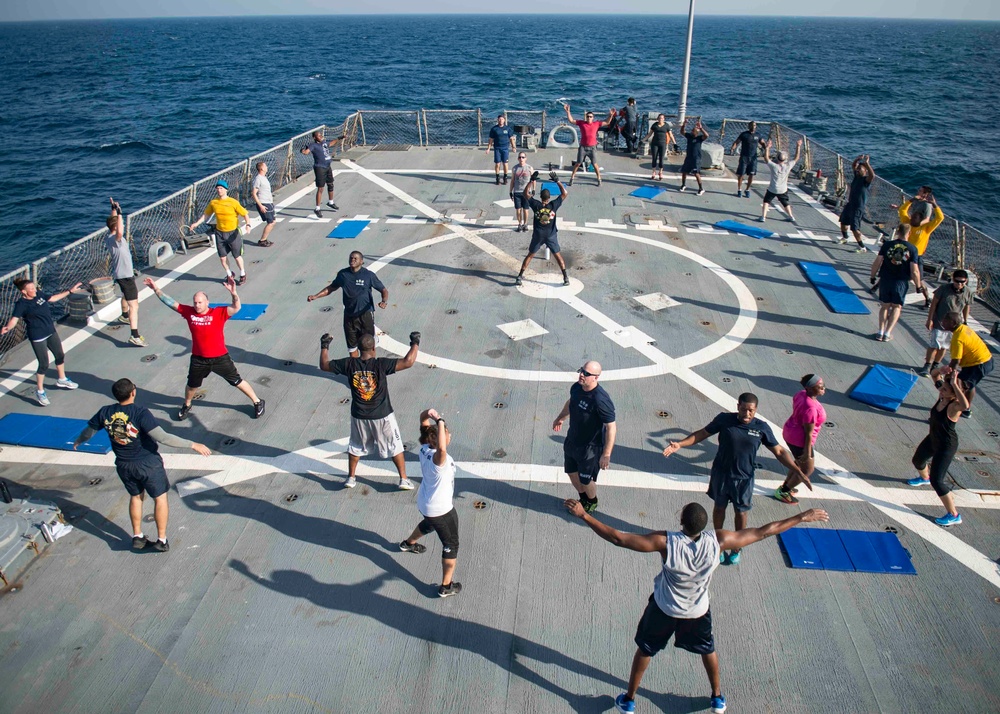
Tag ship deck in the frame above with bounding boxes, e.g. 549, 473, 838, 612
1, 144, 999, 713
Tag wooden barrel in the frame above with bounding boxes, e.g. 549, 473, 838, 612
90, 277, 115, 304
67, 290, 93, 323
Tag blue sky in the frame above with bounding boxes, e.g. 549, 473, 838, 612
2, 1, 998, 22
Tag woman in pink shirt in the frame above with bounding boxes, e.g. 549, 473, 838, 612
775, 374, 827, 504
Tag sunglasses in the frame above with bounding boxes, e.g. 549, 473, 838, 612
953, 279, 967, 284
577, 368, 597, 377
518, 155, 526, 159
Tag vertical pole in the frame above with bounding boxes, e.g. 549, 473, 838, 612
677, 0, 696, 125
359, 112, 367, 146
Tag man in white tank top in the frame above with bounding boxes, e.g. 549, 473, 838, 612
399, 408, 462, 598
565, 498, 829, 714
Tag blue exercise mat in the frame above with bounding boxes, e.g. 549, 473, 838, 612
714, 220, 774, 239
0, 413, 112, 454
630, 185, 666, 199
541, 182, 562, 197
779, 528, 916, 574
209, 303, 267, 321
849, 364, 919, 412
328, 220, 370, 239
799, 261, 871, 315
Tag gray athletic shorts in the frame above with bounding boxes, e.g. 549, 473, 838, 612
348, 413, 404, 459
929, 328, 951, 350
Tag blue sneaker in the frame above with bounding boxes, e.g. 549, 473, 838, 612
727, 551, 741, 566
614, 693, 636, 713
720, 552, 730, 565
934, 513, 962, 527
906, 477, 931, 487
711, 694, 727, 713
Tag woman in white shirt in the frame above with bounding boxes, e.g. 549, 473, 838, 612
399, 408, 462, 598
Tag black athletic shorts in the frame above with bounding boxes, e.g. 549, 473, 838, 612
528, 231, 561, 255
634, 595, 715, 656
187, 353, 243, 389
840, 204, 863, 232
788, 443, 807, 460
116, 277, 138, 301
116, 456, 170, 498
708, 473, 754, 512
257, 203, 275, 224
314, 165, 335, 190
763, 189, 790, 207
344, 311, 375, 352
215, 228, 244, 258
736, 155, 758, 176
417, 507, 459, 559
960, 357, 994, 390
564, 444, 601, 485
878, 278, 908, 306
681, 156, 701, 174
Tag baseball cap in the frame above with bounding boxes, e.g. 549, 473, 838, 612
216, 179, 229, 189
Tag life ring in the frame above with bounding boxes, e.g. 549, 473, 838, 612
546, 124, 579, 148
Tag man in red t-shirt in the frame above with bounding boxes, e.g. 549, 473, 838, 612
563, 103, 616, 187
144, 276, 265, 421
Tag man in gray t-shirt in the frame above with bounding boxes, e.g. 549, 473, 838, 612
920, 269, 974, 376
104, 198, 146, 346
251, 162, 276, 247
509, 153, 534, 232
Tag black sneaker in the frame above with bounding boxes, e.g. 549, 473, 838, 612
254, 400, 265, 419
399, 541, 427, 554
237, 274, 247, 286
178, 403, 192, 420
151, 539, 169, 553
131, 535, 148, 551
514, 275, 523, 287
314, 207, 323, 218
438, 582, 462, 598
502, 174, 508, 185
961, 409, 972, 419
326, 200, 339, 211
562, 273, 570, 286
495, 175, 501, 185
583, 499, 599, 514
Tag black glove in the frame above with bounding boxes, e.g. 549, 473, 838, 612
870, 277, 877, 285
530, 171, 539, 182
409, 331, 421, 346
548, 171, 559, 182
320, 333, 333, 350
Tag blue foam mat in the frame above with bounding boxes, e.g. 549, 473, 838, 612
209, 303, 267, 321
777, 529, 823, 569
849, 364, 918, 412
328, 220, 371, 239
807, 528, 855, 571
540, 182, 562, 197
779, 528, 916, 574
714, 220, 774, 239
0, 413, 111, 454
630, 185, 666, 199
799, 261, 871, 315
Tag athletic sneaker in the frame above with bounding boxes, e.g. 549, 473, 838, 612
313, 207, 323, 218
756, 216, 765, 222
514, 275, 523, 287
614, 693, 636, 713
177, 403, 192, 420
906, 477, 932, 487
720, 552, 729, 565
711, 694, 727, 713
855, 246, 869, 253
918, 365, 931, 378
399, 541, 427, 554
583, 499, 599, 514
56, 377, 78, 389
116, 314, 131, 324
568, 178, 573, 186
344, 476, 357, 489
727, 551, 741, 565
502, 175, 508, 185
743, 190, 750, 198
495, 175, 501, 185
697, 188, 705, 196
253, 400, 265, 418
131, 535, 148, 551
774, 487, 799, 504
679, 185, 687, 192
961, 409, 972, 419
128, 335, 148, 347
237, 275, 247, 286
36, 390, 50, 406
438, 582, 462, 598
326, 201, 339, 210
934, 513, 962, 527
398, 478, 415, 490
151, 539, 170, 553
734, 191, 742, 197
562, 275, 571, 286
838, 237, 850, 245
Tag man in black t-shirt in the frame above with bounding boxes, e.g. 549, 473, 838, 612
663, 393, 806, 565
320, 330, 421, 490
308, 251, 389, 356
515, 173, 570, 287
299, 129, 340, 217
553, 360, 617, 513
869, 226, 922, 341
73, 378, 211, 553
729, 121, 765, 198
679, 117, 708, 195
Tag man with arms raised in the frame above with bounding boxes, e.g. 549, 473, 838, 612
105, 197, 147, 346
308, 251, 388, 356
515, 172, 570, 287
189, 179, 252, 285
564, 103, 616, 186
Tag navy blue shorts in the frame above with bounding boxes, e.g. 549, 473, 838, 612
117, 456, 170, 498
565, 444, 601, 484
634, 596, 715, 656
493, 147, 510, 165
257, 203, 275, 224
528, 231, 560, 255
736, 155, 757, 176
879, 278, 908, 306
840, 204, 863, 231
960, 357, 994, 390
314, 165, 335, 190
708, 474, 754, 512
512, 193, 529, 209
682, 156, 700, 174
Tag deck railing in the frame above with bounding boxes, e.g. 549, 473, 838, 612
1, 110, 996, 362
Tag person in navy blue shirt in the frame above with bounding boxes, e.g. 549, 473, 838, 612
486, 114, 516, 186
553, 360, 617, 513
73, 378, 211, 553
300, 129, 341, 217
308, 251, 389, 356
2, 277, 83, 406
662, 393, 807, 565
679, 117, 709, 195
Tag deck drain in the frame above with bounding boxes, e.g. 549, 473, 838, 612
988, 431, 999, 438
884, 525, 899, 534
756, 297, 764, 302
251, 260, 262, 265
404, 282, 413, 286
339, 398, 350, 404
722, 377, 732, 383
825, 421, 836, 428
657, 411, 671, 418
141, 354, 157, 362
192, 391, 206, 401
473, 500, 487, 510
445, 309, 458, 315
575, 266, 585, 271
629, 251, 636, 255
785, 350, 794, 354
492, 449, 506, 459
106, 324, 123, 331
493, 402, 505, 409
283, 360, 293, 366
257, 376, 270, 386
576, 314, 585, 318
321, 306, 332, 312
249, 328, 261, 334
88, 477, 103, 486
734, 257, 742, 261
143, 514, 154, 523
292, 280, 303, 284
701, 321, 711, 326
221, 437, 239, 447
977, 470, 991, 478
284, 494, 299, 503
685, 272, 692, 276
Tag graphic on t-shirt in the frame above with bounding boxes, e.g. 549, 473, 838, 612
105, 410, 140, 446
535, 205, 556, 225
352, 371, 378, 401
886, 243, 911, 265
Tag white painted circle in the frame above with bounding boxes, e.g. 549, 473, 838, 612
369, 226, 757, 382
516, 273, 584, 299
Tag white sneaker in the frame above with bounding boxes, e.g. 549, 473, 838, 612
56, 377, 78, 390
128, 335, 148, 347
697, 188, 705, 196
855, 246, 869, 253
345, 476, 357, 489
36, 390, 50, 406
678, 185, 687, 192
398, 478, 415, 491
838, 237, 849, 244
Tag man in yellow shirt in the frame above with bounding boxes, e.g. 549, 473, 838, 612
941, 311, 993, 418
190, 179, 253, 285
899, 187, 944, 308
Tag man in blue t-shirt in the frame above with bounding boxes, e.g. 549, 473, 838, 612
486, 114, 517, 186
729, 121, 765, 198
515, 173, 570, 287
679, 117, 709, 195
663, 393, 806, 565
73, 378, 211, 553
299, 129, 341, 218
553, 360, 617, 513
308, 251, 389, 356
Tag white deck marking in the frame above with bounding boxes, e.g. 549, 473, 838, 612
497, 319, 548, 341
635, 220, 678, 233
494, 198, 515, 208
289, 217, 333, 223
385, 215, 430, 224
634, 292, 681, 311
0, 184, 317, 401
584, 219, 627, 229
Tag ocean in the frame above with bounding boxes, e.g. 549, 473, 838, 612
0, 14, 998, 276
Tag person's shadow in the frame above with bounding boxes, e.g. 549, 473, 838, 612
229, 563, 703, 714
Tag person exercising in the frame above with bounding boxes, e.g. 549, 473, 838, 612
515, 171, 570, 287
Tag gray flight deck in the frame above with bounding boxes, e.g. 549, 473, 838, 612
1, 144, 998, 714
